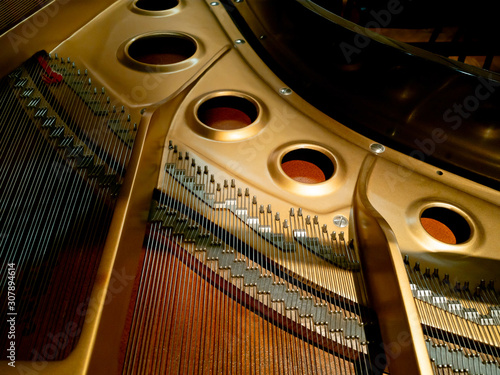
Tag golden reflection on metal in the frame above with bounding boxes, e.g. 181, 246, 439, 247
117, 31, 203, 73
268, 142, 346, 197
0, 0, 499, 374
351, 155, 433, 375
189, 90, 267, 141
129, 0, 183, 16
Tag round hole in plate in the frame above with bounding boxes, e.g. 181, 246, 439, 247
127, 34, 196, 65
197, 96, 258, 130
281, 149, 335, 184
420, 207, 471, 244
134, 0, 178, 11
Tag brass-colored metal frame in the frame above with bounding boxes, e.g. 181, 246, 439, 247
1, 0, 499, 374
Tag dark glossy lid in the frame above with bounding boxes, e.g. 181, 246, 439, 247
222, 0, 500, 190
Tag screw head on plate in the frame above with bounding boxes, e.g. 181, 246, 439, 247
333, 215, 348, 228
370, 143, 385, 154
279, 87, 292, 95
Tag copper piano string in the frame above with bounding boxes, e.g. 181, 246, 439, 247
173, 154, 198, 374
405, 257, 500, 372
27, 54, 117, 356
166, 152, 195, 373
122, 146, 174, 374
406, 264, 469, 370
295, 211, 323, 374
2, 55, 72, 352
427, 270, 500, 368
296, 209, 324, 374
120, 143, 377, 374
0, 52, 136, 359
0, 56, 43, 243
412, 266, 479, 371
197, 167, 214, 373
181, 159, 204, 374
424, 268, 486, 368
0, 56, 66, 309
39, 53, 122, 342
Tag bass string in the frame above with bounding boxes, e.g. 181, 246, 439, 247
0, 56, 74, 344
33, 54, 131, 357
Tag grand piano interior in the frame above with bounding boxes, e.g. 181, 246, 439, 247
1, 0, 499, 374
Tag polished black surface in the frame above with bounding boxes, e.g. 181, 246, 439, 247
222, 0, 500, 190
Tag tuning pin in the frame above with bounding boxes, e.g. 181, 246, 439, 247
443, 274, 450, 284
267, 205, 272, 214
305, 216, 311, 225
403, 255, 410, 265
173, 145, 178, 153
339, 232, 345, 241
322, 224, 328, 233
178, 152, 183, 160
237, 188, 242, 197
184, 152, 189, 160
297, 208, 303, 216
432, 268, 439, 278
424, 268, 431, 278
413, 262, 420, 272
462, 281, 470, 292
216, 183, 221, 191
283, 220, 289, 229
474, 287, 481, 297
224, 180, 228, 188
204, 166, 209, 175
290, 208, 295, 217
313, 216, 319, 225
231, 179, 236, 188
252, 196, 257, 204
210, 175, 214, 183
348, 239, 355, 250
197, 166, 201, 175
245, 188, 250, 197
488, 280, 495, 291
480, 279, 486, 289
191, 159, 196, 167
259, 205, 264, 214
454, 282, 461, 292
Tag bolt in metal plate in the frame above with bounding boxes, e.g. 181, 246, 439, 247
333, 215, 348, 228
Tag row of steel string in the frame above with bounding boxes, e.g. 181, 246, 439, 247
405, 261, 499, 373
0, 53, 136, 358
123, 146, 374, 373
0, 53, 119, 355
412, 265, 500, 372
